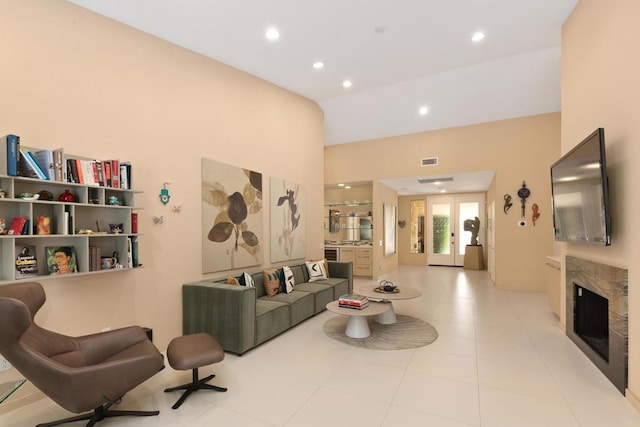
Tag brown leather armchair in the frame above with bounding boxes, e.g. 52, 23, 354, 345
0, 282, 164, 427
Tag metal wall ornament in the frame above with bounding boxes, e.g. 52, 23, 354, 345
517, 181, 530, 218
503, 194, 513, 214
159, 182, 171, 205
532, 203, 541, 226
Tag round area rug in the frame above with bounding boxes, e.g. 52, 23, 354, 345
323, 314, 438, 350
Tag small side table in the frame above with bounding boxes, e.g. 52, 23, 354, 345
356, 287, 422, 324
325, 301, 388, 338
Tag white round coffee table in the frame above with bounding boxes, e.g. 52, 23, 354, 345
356, 287, 422, 324
325, 301, 388, 338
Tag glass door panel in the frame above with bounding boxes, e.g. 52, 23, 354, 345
428, 194, 485, 267
427, 196, 455, 265
432, 203, 451, 255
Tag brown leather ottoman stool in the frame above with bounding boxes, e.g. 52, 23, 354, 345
164, 332, 227, 409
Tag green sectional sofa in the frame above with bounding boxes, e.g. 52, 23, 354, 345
182, 261, 353, 355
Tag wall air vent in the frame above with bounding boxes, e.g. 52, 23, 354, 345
418, 177, 453, 184
421, 157, 439, 167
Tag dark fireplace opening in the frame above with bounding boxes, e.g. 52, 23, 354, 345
574, 284, 609, 361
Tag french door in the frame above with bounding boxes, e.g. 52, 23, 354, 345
427, 194, 484, 266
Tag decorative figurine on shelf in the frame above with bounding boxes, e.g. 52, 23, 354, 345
464, 216, 481, 246
107, 196, 120, 206
37, 190, 54, 201
532, 203, 541, 226
58, 189, 77, 202
503, 194, 513, 214
159, 182, 171, 205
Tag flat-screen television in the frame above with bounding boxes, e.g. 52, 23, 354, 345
550, 128, 611, 245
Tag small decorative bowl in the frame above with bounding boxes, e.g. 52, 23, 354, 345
17, 193, 40, 201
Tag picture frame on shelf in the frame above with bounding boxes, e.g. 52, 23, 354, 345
45, 246, 78, 275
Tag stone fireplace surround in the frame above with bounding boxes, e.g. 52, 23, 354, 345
566, 256, 628, 394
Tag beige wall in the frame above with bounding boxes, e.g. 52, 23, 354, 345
0, 0, 325, 401
325, 113, 560, 291
562, 0, 640, 409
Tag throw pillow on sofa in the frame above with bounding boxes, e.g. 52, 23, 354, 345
305, 260, 327, 282
281, 266, 295, 293
311, 258, 331, 278
237, 272, 255, 287
263, 268, 282, 296
226, 276, 240, 285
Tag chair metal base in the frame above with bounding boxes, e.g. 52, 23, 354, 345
35, 401, 159, 427
164, 368, 227, 409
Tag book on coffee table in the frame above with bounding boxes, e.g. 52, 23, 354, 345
338, 293, 369, 309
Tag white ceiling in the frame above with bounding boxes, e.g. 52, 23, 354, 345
65, 0, 578, 195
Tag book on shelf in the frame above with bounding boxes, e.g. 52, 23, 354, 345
15, 245, 39, 279
21, 219, 30, 235
2, 134, 20, 176
18, 148, 48, 180
111, 159, 120, 188
131, 238, 139, 267
33, 149, 55, 180
66, 159, 78, 183
89, 246, 102, 272
131, 212, 138, 233
74, 159, 85, 184
7, 216, 28, 235
126, 238, 133, 268
45, 246, 78, 275
104, 161, 112, 187
53, 149, 64, 181
120, 162, 131, 189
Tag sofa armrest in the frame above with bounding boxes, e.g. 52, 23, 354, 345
327, 261, 353, 293
182, 282, 256, 354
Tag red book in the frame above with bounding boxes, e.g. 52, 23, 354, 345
131, 213, 138, 234
75, 159, 84, 184
111, 160, 120, 188
104, 161, 112, 187
8, 216, 27, 235
91, 161, 100, 185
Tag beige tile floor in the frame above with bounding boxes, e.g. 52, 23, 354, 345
3, 265, 640, 426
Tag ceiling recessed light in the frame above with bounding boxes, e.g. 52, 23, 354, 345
265, 27, 280, 41
472, 31, 485, 42
419, 106, 429, 116
342, 80, 352, 88
338, 183, 345, 187
345, 186, 351, 189
312, 61, 325, 70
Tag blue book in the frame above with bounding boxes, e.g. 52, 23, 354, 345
33, 150, 55, 180
19, 148, 48, 180
4, 134, 19, 176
